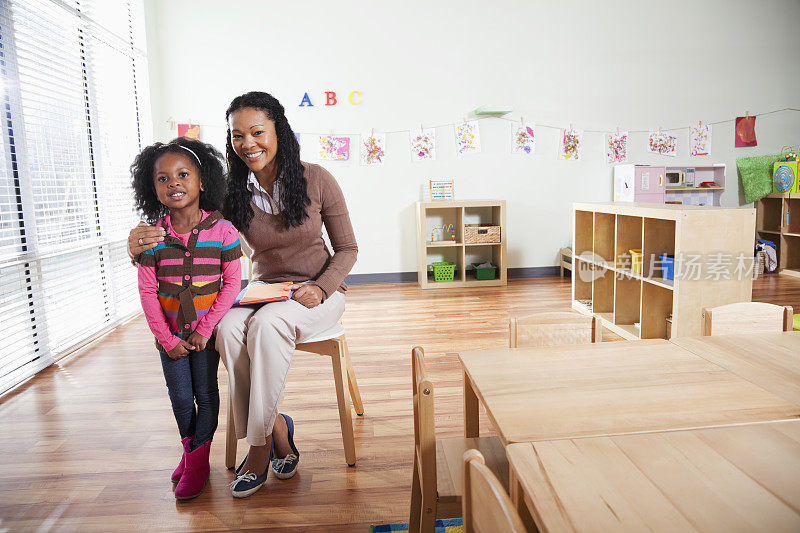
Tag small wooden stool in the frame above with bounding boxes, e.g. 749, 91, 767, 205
225, 323, 364, 467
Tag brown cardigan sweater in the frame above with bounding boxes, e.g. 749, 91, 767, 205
242, 162, 357, 298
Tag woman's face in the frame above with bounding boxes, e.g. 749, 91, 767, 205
228, 107, 279, 178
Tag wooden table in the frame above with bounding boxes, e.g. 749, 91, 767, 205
506, 420, 800, 532
459, 339, 800, 444
671, 332, 800, 405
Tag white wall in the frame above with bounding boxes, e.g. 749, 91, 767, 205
143, 0, 800, 275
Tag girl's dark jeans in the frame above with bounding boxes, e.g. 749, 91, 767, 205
159, 347, 220, 451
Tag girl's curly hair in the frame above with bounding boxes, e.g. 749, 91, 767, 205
223, 91, 310, 231
130, 137, 226, 224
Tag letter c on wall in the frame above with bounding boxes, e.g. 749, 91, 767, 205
348, 90, 362, 105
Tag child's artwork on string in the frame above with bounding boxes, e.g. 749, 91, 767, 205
360, 133, 386, 166
178, 124, 200, 140
559, 127, 583, 160
689, 124, 712, 156
511, 122, 535, 155
455, 121, 481, 156
735, 116, 757, 147
410, 128, 436, 161
605, 131, 628, 163
648, 130, 677, 156
318, 135, 350, 161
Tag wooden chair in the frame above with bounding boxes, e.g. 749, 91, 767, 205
462, 450, 526, 533
509, 311, 600, 348
225, 323, 364, 468
410, 346, 508, 533
701, 302, 794, 336
559, 247, 573, 278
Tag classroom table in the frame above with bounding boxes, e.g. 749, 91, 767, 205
505, 420, 800, 532
671, 331, 800, 405
459, 338, 800, 444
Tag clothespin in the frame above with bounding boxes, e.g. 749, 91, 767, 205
520, 116, 524, 125
166, 117, 176, 130
371, 127, 374, 137
745, 111, 750, 117
698, 120, 702, 128
569, 123, 573, 131
616, 126, 620, 134
420, 123, 424, 132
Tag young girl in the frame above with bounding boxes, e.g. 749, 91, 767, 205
131, 138, 241, 500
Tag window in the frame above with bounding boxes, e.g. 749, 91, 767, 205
0, 0, 150, 394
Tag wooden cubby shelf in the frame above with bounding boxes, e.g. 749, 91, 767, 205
756, 193, 800, 279
572, 202, 755, 339
416, 200, 507, 289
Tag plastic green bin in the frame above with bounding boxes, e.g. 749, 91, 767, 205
471, 262, 497, 280
430, 261, 456, 282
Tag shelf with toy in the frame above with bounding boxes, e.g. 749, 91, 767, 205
615, 215, 642, 270
754, 148, 800, 277
786, 198, 800, 234
427, 241, 462, 247
573, 202, 754, 339
416, 200, 506, 289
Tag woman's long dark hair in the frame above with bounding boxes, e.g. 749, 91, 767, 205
224, 91, 310, 231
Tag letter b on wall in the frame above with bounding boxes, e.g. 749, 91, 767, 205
325, 92, 337, 106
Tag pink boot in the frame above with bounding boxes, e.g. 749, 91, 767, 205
171, 437, 192, 483
174, 439, 211, 500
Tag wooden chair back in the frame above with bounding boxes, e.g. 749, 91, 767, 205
462, 450, 526, 533
702, 302, 794, 336
411, 346, 437, 499
509, 311, 600, 348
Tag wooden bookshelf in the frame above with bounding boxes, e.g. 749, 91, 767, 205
572, 203, 755, 339
416, 200, 507, 289
757, 193, 800, 279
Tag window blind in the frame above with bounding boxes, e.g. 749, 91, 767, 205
0, 0, 150, 395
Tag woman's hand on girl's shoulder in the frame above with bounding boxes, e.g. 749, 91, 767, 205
128, 221, 166, 256
289, 284, 324, 308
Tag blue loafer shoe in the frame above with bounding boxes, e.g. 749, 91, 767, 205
271, 413, 300, 480
235, 447, 274, 477
230, 465, 268, 498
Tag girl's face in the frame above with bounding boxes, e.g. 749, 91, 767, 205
153, 152, 202, 212
228, 107, 279, 177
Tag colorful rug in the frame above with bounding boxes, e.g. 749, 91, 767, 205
371, 518, 462, 532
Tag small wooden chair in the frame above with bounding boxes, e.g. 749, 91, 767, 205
410, 347, 508, 533
701, 302, 794, 336
559, 247, 572, 278
509, 311, 600, 348
462, 450, 526, 533
225, 323, 364, 468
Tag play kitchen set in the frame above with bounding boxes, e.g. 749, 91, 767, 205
614, 164, 726, 206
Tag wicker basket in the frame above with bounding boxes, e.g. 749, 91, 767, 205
464, 224, 500, 244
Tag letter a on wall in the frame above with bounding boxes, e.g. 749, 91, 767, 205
299, 93, 314, 107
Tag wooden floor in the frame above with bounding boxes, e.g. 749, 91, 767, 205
2, 274, 800, 532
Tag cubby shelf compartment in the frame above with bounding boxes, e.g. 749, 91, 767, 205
416, 200, 507, 289
573, 202, 755, 339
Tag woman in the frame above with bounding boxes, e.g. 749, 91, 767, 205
128, 91, 358, 498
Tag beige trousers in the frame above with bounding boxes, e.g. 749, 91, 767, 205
216, 291, 345, 446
